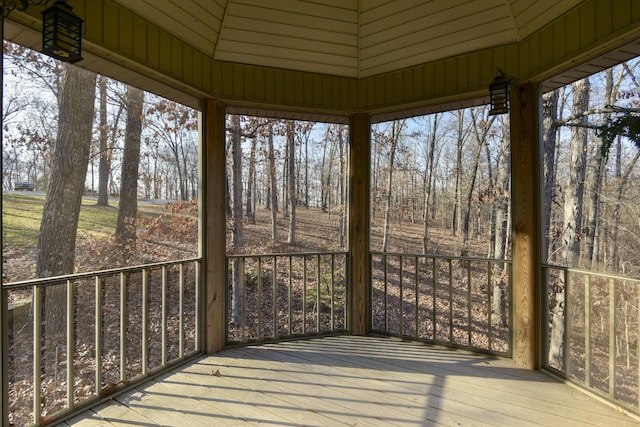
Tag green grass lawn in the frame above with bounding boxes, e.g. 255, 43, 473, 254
2, 193, 166, 255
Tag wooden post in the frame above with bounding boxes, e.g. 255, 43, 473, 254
511, 82, 541, 369
349, 113, 371, 336
204, 98, 226, 353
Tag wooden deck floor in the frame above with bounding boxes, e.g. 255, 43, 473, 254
60, 335, 638, 426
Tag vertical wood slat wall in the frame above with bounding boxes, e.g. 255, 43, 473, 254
57, 0, 640, 115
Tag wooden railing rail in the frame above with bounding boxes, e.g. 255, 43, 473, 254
370, 252, 512, 356
543, 264, 640, 415
2, 258, 202, 426
225, 252, 349, 344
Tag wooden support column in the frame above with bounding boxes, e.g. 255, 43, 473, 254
511, 82, 542, 369
204, 98, 226, 353
349, 113, 371, 336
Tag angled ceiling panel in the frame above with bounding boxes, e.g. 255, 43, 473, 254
215, 0, 359, 76
109, 0, 589, 79
112, 0, 226, 56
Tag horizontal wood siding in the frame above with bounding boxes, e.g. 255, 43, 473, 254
39, 0, 640, 114
359, 0, 640, 114
215, 0, 359, 77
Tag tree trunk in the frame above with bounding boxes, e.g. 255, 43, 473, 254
584, 68, 622, 268
268, 123, 278, 241
611, 141, 640, 270
305, 129, 310, 207
493, 114, 511, 262
382, 120, 403, 253
246, 136, 257, 223
97, 75, 110, 206
542, 89, 560, 261
338, 126, 346, 248
422, 114, 438, 254
37, 64, 96, 336
320, 130, 328, 212
287, 122, 296, 244
229, 115, 244, 325
115, 86, 143, 256
283, 140, 289, 219
542, 88, 566, 369
561, 78, 590, 267
452, 111, 465, 236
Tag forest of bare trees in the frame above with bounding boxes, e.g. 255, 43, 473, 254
2, 42, 199, 284
4, 40, 639, 298
2, 42, 198, 204
369, 107, 511, 260
543, 63, 640, 277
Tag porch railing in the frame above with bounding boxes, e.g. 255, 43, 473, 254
226, 252, 349, 344
371, 252, 512, 356
2, 258, 201, 427
543, 265, 640, 415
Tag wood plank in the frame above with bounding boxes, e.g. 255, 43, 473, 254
225, 343, 529, 426
128, 378, 257, 426
182, 353, 417, 426
80, 400, 159, 427
63, 336, 640, 427
213, 347, 497, 427
175, 367, 342, 426
270, 337, 631, 423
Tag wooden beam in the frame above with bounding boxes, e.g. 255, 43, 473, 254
511, 82, 541, 369
349, 113, 371, 335
204, 98, 226, 353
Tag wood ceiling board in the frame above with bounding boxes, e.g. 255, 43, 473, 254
359, 1, 513, 76
215, 43, 358, 78
223, 2, 357, 35
360, 16, 513, 76
221, 16, 357, 48
515, 0, 585, 38
112, 0, 222, 56
228, 0, 357, 22
359, 0, 444, 25
217, 0, 358, 76
359, 0, 497, 42
219, 28, 357, 57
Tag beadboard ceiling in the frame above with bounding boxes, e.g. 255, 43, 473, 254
110, 0, 584, 79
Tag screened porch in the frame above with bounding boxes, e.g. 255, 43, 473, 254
3, 1, 640, 426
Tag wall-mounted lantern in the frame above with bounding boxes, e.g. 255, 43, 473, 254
41, 0, 83, 63
488, 69, 509, 116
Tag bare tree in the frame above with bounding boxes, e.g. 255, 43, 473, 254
115, 86, 144, 255
146, 98, 198, 200
228, 115, 244, 325
461, 108, 495, 256
422, 114, 438, 254
267, 122, 279, 241
381, 120, 405, 253
36, 64, 96, 334
287, 121, 296, 244
451, 110, 471, 236
560, 78, 590, 267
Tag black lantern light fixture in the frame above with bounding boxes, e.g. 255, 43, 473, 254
41, 0, 83, 63
488, 69, 509, 116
